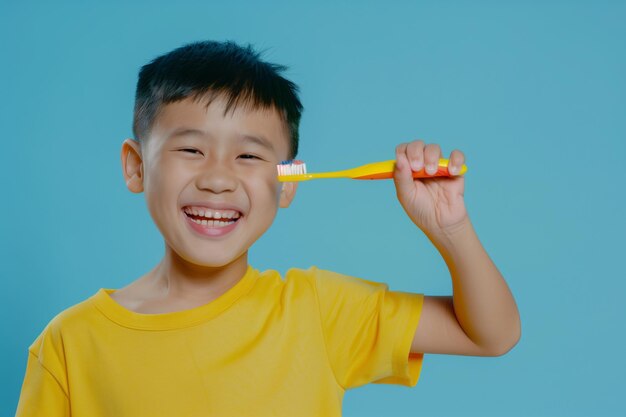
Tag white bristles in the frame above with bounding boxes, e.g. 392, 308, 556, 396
277, 160, 307, 176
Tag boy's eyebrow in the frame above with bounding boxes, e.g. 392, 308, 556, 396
238, 134, 275, 152
167, 128, 205, 140
167, 128, 275, 152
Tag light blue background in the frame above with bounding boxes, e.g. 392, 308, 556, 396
2, 1, 625, 416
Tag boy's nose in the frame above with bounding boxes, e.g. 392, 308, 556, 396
195, 163, 238, 194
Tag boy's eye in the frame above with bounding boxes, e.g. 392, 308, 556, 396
238, 154, 262, 160
179, 148, 202, 155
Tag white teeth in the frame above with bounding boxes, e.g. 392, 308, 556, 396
189, 217, 236, 228
183, 206, 241, 220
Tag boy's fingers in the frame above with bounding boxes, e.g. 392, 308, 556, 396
448, 149, 465, 175
406, 140, 425, 171
394, 144, 414, 197
424, 143, 442, 175
395, 143, 408, 168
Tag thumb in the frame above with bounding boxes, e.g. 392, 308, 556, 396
393, 152, 415, 200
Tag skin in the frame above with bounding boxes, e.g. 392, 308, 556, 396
393, 142, 521, 356
117, 95, 297, 312
118, 93, 521, 356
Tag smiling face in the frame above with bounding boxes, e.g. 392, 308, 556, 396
121, 94, 297, 270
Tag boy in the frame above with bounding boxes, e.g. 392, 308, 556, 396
15, 40, 520, 417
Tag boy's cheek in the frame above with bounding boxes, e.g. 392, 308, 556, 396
246, 164, 279, 184
244, 173, 282, 202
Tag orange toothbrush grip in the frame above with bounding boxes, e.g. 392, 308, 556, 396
354, 166, 452, 180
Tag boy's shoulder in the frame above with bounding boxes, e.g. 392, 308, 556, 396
27, 290, 100, 353
285, 266, 389, 288
282, 266, 391, 302
49, 290, 101, 327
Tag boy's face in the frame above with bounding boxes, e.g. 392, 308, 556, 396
121, 95, 297, 268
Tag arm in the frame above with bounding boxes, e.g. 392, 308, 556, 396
392, 140, 520, 357
410, 217, 521, 356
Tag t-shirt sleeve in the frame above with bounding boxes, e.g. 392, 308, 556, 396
310, 267, 425, 390
15, 323, 70, 417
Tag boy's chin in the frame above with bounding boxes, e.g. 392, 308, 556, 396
177, 248, 247, 269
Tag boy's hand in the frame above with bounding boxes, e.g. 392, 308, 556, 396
393, 140, 468, 239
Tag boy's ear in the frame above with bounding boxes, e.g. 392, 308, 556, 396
121, 138, 144, 193
279, 182, 298, 208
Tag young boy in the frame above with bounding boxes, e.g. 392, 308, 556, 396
15, 40, 520, 417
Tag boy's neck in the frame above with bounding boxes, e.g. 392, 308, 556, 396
148, 246, 249, 303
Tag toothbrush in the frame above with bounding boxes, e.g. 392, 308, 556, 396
277, 159, 467, 182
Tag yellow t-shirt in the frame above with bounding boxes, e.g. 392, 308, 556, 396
15, 266, 424, 417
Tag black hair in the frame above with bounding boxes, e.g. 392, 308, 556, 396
132, 40, 303, 159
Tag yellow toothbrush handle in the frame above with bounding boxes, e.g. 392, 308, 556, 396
352, 159, 467, 179
277, 158, 467, 182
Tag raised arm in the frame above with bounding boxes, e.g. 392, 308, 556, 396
392, 140, 520, 357
411, 217, 520, 356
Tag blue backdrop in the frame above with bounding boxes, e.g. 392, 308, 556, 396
2, 1, 625, 416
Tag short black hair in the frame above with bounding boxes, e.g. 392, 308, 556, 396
133, 40, 303, 159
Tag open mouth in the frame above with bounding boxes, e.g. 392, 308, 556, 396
182, 206, 242, 228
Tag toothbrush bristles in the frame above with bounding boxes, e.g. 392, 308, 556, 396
277, 160, 307, 176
